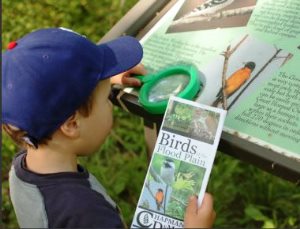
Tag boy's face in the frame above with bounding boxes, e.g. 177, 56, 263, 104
78, 79, 113, 155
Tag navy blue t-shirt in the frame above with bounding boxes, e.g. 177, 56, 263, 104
9, 151, 125, 228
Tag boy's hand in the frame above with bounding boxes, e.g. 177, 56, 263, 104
184, 193, 216, 228
110, 63, 147, 87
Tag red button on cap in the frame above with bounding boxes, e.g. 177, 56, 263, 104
7, 41, 18, 50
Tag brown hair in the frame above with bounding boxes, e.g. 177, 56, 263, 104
2, 86, 97, 149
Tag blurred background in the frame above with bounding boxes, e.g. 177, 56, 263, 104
2, 0, 300, 228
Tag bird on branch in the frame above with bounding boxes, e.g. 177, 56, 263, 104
213, 61, 256, 107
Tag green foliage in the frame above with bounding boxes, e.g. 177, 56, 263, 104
2, 0, 300, 228
208, 152, 300, 228
2, 0, 137, 47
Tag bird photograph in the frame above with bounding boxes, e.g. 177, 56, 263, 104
212, 61, 256, 107
190, 108, 220, 144
142, 156, 177, 214
193, 34, 293, 110
160, 158, 176, 186
155, 188, 164, 211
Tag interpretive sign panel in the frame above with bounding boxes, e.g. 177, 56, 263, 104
139, 0, 300, 162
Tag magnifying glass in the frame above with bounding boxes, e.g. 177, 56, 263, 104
135, 65, 203, 114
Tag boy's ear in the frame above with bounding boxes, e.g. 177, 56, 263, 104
59, 112, 80, 138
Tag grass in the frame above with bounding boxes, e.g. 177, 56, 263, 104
2, 0, 300, 228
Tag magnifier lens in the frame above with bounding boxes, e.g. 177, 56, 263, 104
148, 74, 190, 102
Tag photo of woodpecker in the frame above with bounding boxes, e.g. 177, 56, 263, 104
212, 61, 256, 107
155, 188, 164, 211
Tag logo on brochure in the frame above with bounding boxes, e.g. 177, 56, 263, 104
133, 208, 184, 228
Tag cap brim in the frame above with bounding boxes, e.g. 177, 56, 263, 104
98, 36, 143, 79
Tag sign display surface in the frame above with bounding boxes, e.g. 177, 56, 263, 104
138, 0, 300, 160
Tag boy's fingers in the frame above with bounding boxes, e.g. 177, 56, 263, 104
198, 193, 216, 222
128, 63, 147, 75
121, 75, 141, 86
110, 72, 141, 86
110, 63, 146, 86
185, 195, 198, 215
199, 193, 214, 211
184, 193, 216, 228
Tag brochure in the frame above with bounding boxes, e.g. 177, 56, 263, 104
139, 0, 300, 160
131, 96, 226, 228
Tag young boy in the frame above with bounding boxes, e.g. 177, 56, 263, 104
2, 28, 216, 228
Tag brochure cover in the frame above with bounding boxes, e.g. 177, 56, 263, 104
131, 96, 226, 228
139, 0, 300, 161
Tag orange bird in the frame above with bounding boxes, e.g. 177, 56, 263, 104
155, 188, 164, 211
213, 61, 256, 106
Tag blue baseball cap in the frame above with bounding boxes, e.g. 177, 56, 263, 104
2, 28, 143, 141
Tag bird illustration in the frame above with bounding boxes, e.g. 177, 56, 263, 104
213, 61, 256, 107
182, 0, 235, 19
160, 158, 176, 185
155, 188, 164, 211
